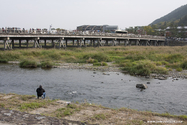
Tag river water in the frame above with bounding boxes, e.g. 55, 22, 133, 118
0, 64, 187, 115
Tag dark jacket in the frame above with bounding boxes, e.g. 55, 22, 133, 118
36, 87, 45, 96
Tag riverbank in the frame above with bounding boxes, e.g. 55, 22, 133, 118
1, 46, 187, 76
7, 60, 187, 80
0, 93, 186, 125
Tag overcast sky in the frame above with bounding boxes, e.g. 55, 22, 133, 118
0, 0, 186, 30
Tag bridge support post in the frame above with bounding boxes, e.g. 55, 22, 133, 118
73, 40, 74, 46
34, 38, 41, 48
3, 40, 6, 50
124, 40, 128, 46
98, 39, 102, 47
106, 40, 108, 46
119, 40, 120, 46
80, 39, 83, 47
66, 40, 68, 47
12, 40, 14, 48
146, 41, 150, 46
26, 40, 29, 48
44, 40, 46, 47
112, 40, 116, 46
52, 40, 55, 48
93, 40, 95, 47
154, 41, 158, 46
129, 41, 131, 46
89, 40, 92, 46
136, 40, 140, 46
84, 40, 86, 47
150, 41, 153, 46
4, 39, 12, 50
19, 40, 21, 48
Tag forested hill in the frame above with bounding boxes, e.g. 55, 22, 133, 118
150, 4, 187, 26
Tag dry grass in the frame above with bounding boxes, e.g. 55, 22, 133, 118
0, 93, 187, 125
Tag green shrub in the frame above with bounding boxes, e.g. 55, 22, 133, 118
93, 62, 101, 66
123, 60, 156, 76
155, 61, 162, 66
161, 61, 169, 65
48, 53, 61, 60
93, 62, 108, 66
154, 67, 168, 74
86, 57, 95, 63
19, 60, 37, 68
0, 52, 20, 61
176, 67, 182, 72
181, 60, 187, 69
0, 103, 5, 108
0, 59, 8, 63
165, 54, 184, 63
166, 63, 180, 69
125, 54, 146, 61
101, 62, 108, 66
40, 61, 53, 68
83, 53, 111, 62
20, 102, 43, 110
179, 115, 187, 120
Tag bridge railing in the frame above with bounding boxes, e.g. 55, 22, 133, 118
0, 32, 165, 39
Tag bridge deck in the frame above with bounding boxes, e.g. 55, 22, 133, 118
0, 33, 166, 50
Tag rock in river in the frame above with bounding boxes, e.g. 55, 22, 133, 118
136, 84, 148, 89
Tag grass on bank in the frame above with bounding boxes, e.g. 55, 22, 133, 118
1, 46, 187, 75
0, 93, 57, 112
1, 93, 187, 125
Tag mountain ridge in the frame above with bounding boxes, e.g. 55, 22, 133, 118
150, 4, 187, 26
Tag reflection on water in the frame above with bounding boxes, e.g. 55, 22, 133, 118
0, 64, 187, 115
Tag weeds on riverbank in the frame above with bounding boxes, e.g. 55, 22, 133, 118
1, 46, 187, 75
19, 60, 38, 68
0, 93, 57, 112
0, 93, 187, 125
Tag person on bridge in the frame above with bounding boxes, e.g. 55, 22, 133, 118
36, 85, 45, 99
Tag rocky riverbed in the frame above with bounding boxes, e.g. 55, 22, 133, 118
54, 62, 187, 80
8, 61, 187, 80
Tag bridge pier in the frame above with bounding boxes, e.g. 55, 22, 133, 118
106, 40, 108, 46
135, 40, 140, 46
34, 38, 41, 48
12, 40, 14, 48
124, 40, 128, 46
44, 40, 46, 47
154, 41, 158, 46
97, 39, 102, 47
26, 40, 29, 48
146, 41, 150, 46
73, 40, 75, 46
19, 40, 21, 48
4, 40, 11, 50
112, 40, 116, 46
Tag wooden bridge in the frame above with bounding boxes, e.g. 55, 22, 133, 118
0, 33, 166, 50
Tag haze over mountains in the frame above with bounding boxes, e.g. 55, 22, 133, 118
150, 4, 187, 27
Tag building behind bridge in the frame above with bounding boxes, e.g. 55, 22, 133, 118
77, 25, 118, 33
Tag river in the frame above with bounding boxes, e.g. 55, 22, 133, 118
0, 64, 187, 115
